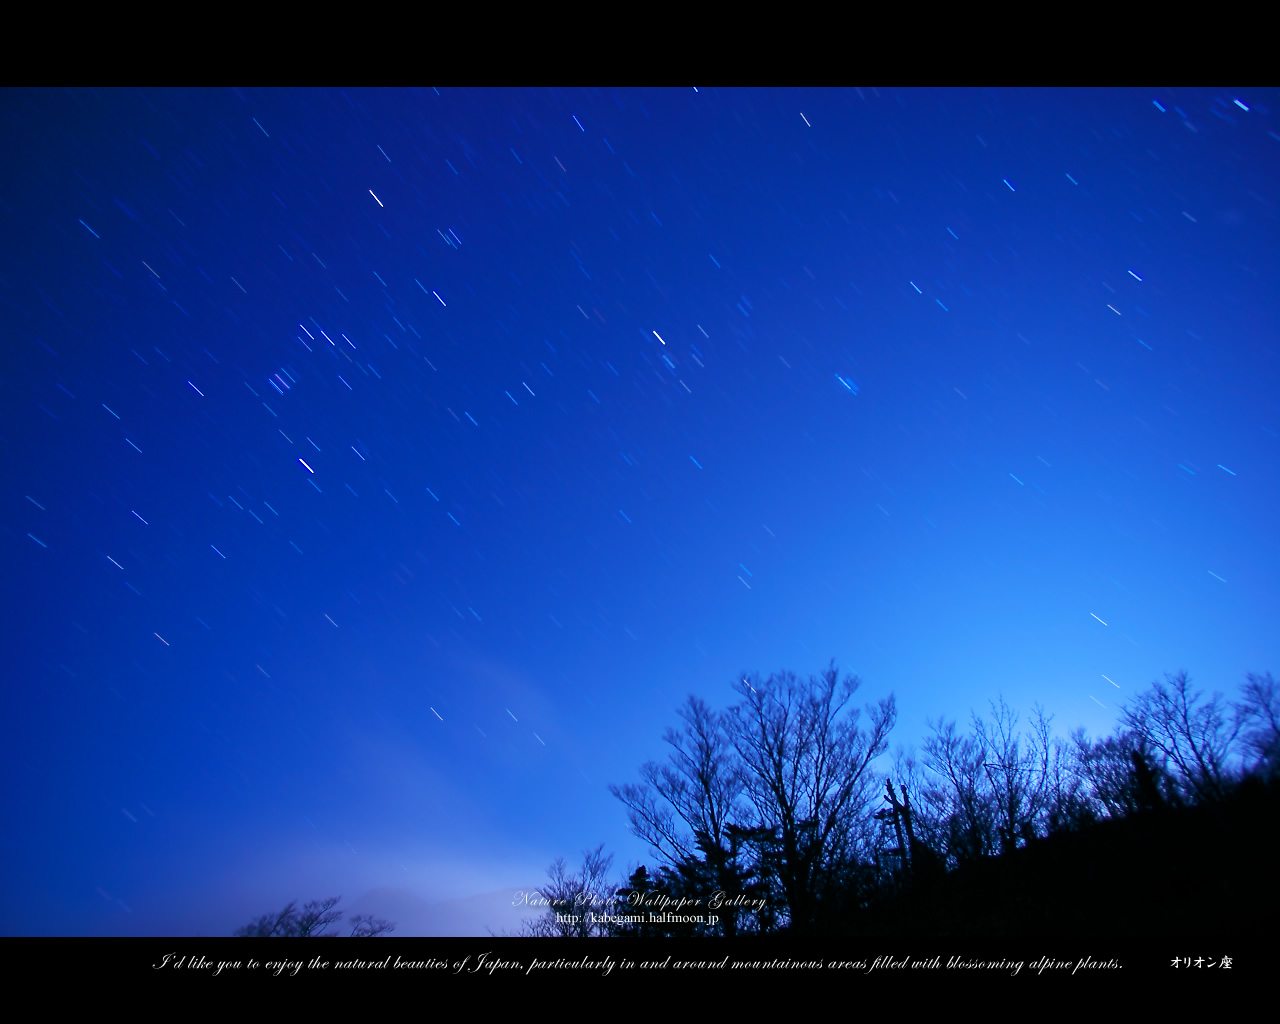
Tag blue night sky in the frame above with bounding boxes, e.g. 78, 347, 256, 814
3, 87, 1276, 937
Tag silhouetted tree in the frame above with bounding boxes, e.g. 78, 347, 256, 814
883, 750, 947, 876
1072, 729, 1135, 818
609, 696, 746, 871
975, 696, 1053, 854
613, 865, 696, 937
608, 695, 761, 935
1040, 731, 1096, 834
234, 896, 394, 936
515, 844, 620, 937
726, 661, 896, 933
873, 777, 945, 890
721, 824, 785, 933
1238, 672, 1280, 780
610, 662, 894, 934
1130, 748, 1166, 811
1121, 671, 1241, 803
918, 717, 995, 868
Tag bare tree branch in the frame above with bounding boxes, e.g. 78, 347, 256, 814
233, 896, 394, 937
1238, 672, 1280, 780
725, 661, 895, 932
608, 696, 746, 869
1120, 671, 1241, 802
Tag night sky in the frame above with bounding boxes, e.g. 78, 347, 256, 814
3, 87, 1276, 937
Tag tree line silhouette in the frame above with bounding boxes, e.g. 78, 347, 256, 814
233, 896, 394, 937
515, 664, 1278, 937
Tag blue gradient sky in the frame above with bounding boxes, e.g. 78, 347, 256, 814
3, 87, 1276, 936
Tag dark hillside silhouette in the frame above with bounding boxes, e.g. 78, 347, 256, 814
845, 772, 1278, 936
520, 664, 1279, 938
